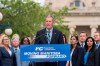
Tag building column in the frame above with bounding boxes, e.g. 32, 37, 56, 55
68, 25, 76, 41
90, 25, 98, 37
68, 25, 76, 34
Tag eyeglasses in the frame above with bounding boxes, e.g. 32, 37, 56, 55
23, 40, 28, 42
3, 39, 9, 40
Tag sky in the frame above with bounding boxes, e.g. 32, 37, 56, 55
33, 0, 45, 6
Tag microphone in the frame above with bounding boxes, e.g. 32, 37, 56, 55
32, 32, 47, 43
32, 31, 57, 44
54, 33, 56, 35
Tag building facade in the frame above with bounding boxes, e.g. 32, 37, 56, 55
45, 0, 100, 37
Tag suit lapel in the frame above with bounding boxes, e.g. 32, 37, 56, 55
42, 29, 48, 44
72, 46, 77, 55
3, 47, 11, 57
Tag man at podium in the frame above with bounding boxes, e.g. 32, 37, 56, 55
34, 15, 64, 66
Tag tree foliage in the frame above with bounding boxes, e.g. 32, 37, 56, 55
0, 0, 70, 38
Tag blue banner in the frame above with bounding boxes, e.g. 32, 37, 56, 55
20, 44, 70, 62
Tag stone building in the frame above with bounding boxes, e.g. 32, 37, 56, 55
45, 0, 100, 37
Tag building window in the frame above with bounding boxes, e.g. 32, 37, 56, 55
92, 1, 96, 7
82, 2, 85, 7
75, 0, 80, 7
70, 0, 86, 8
48, 2, 52, 6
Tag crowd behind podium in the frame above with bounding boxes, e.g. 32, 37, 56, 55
0, 15, 100, 66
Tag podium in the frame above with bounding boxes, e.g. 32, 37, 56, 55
20, 44, 70, 62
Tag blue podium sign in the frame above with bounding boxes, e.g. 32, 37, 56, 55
20, 44, 70, 61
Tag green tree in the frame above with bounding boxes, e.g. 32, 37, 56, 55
0, 0, 70, 38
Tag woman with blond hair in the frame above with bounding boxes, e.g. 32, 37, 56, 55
0, 35, 17, 66
0, 33, 6, 46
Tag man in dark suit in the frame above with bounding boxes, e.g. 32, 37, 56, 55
79, 31, 87, 48
94, 31, 100, 66
95, 45, 100, 66
34, 15, 64, 66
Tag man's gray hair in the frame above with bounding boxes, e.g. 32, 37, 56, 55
46, 15, 54, 22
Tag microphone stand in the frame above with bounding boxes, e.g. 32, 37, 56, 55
32, 33, 47, 43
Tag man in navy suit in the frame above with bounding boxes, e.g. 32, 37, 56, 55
34, 15, 64, 66
94, 31, 100, 66
79, 31, 87, 48
95, 46, 100, 66
94, 31, 100, 48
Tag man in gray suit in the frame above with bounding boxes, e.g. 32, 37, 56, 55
11, 37, 31, 66
11, 38, 21, 66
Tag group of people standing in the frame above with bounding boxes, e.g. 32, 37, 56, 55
65, 31, 100, 66
0, 15, 100, 66
0, 34, 32, 66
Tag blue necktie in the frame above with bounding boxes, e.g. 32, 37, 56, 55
96, 44, 99, 49
82, 44, 84, 47
47, 30, 51, 44
81, 43, 84, 48
14, 48, 18, 53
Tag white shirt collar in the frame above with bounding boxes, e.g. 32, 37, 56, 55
46, 28, 53, 32
13, 47, 20, 50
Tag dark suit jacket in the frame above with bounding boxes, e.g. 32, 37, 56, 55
34, 28, 64, 66
71, 46, 84, 66
84, 48, 96, 66
95, 46, 100, 66
0, 47, 17, 66
34, 28, 64, 44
